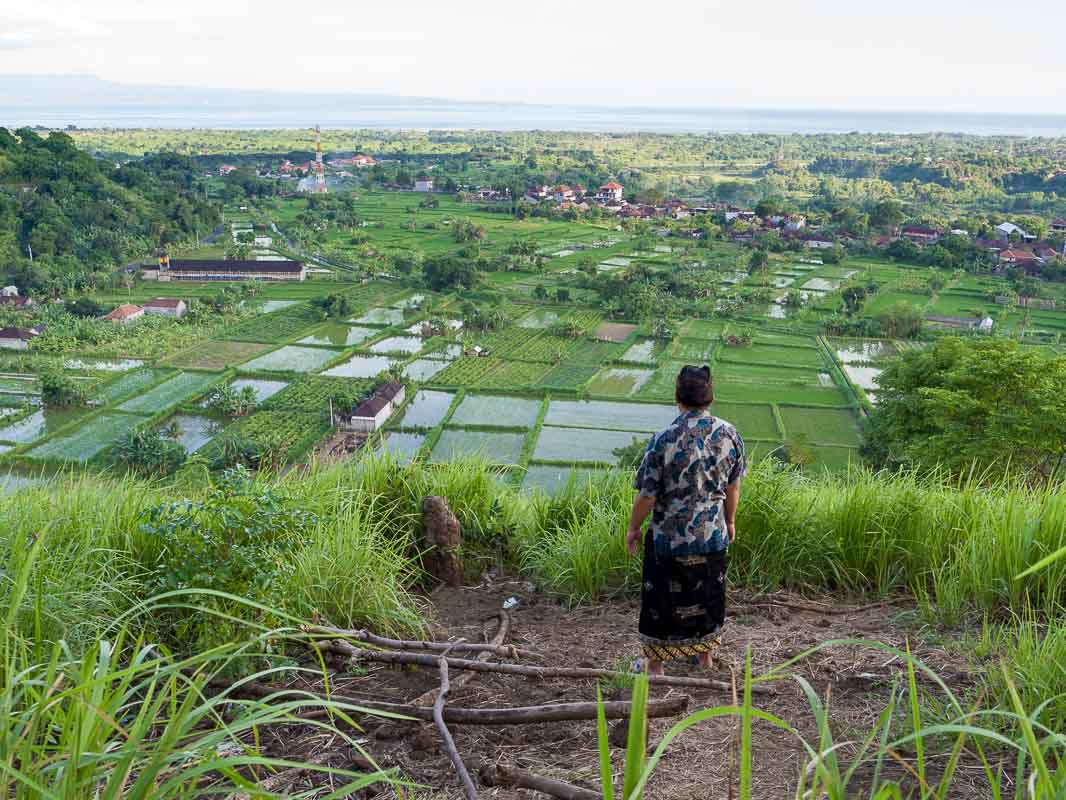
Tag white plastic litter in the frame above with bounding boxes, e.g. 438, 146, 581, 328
502, 597, 520, 610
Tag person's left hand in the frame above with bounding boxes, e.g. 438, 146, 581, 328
626, 527, 643, 556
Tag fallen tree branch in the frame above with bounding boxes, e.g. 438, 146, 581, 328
221, 679, 690, 724
302, 623, 539, 660
738, 595, 912, 616
480, 763, 600, 800
412, 611, 511, 707
433, 646, 478, 800
328, 644, 774, 694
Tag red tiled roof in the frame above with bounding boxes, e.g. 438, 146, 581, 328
104, 304, 143, 320
601, 181, 623, 189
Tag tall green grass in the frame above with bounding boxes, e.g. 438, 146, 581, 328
599, 647, 1066, 799
518, 461, 1066, 622
0, 546, 401, 798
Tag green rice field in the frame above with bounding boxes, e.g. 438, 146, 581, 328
449, 394, 541, 428
532, 425, 645, 464
240, 346, 342, 373
24, 413, 142, 462
395, 390, 455, 429
430, 429, 525, 465
117, 372, 221, 415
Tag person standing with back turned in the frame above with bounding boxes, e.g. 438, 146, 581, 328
625, 365, 746, 676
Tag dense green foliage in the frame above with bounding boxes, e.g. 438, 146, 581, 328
864, 338, 1066, 482
112, 426, 188, 478
0, 128, 217, 292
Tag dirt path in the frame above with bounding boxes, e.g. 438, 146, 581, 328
257, 583, 987, 799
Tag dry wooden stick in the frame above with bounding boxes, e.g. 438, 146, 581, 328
413, 611, 511, 707
332, 644, 775, 695
432, 645, 479, 800
739, 596, 912, 616
223, 678, 690, 724
481, 763, 600, 800
302, 623, 539, 660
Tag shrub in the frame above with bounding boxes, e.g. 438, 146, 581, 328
138, 467, 317, 645
112, 427, 187, 478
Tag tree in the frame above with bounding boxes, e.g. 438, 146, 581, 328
68, 297, 103, 318
875, 302, 923, 339
460, 299, 504, 331
112, 427, 187, 478
451, 218, 485, 243
748, 248, 769, 273
555, 288, 571, 303
225, 241, 252, 260
754, 197, 782, 219
423, 255, 481, 292
38, 367, 88, 407
863, 338, 1066, 484
205, 384, 257, 417
869, 200, 905, 229
841, 286, 866, 316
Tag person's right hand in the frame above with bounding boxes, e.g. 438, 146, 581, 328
625, 527, 643, 556
727, 523, 736, 543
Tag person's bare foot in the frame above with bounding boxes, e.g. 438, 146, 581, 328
645, 658, 665, 676
697, 652, 714, 669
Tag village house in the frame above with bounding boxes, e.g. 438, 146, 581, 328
0, 326, 42, 350
142, 297, 188, 319
995, 222, 1035, 242
723, 209, 756, 223
414, 176, 435, 192
0, 291, 34, 309
1053, 218, 1066, 235
998, 248, 1044, 275
552, 185, 576, 203
218, 164, 237, 176
143, 255, 307, 282
329, 154, 376, 168
925, 314, 995, 332
525, 185, 550, 201
901, 225, 941, 245
598, 181, 624, 203
336, 382, 405, 433
104, 304, 145, 324
253, 235, 273, 247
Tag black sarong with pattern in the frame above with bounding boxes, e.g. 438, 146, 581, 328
638, 530, 727, 662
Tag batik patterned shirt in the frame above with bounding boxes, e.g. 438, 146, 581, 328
634, 410, 746, 556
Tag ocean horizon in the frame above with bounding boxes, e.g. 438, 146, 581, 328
6, 102, 1066, 137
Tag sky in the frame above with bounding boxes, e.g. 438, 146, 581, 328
2, 0, 1065, 112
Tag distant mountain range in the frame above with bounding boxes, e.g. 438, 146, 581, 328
0, 74, 493, 110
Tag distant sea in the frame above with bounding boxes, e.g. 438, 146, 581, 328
7, 103, 1066, 137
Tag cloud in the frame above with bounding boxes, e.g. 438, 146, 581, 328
0, 31, 36, 50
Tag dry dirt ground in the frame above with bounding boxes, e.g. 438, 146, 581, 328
250, 581, 996, 799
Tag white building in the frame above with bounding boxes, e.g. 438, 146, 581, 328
996, 222, 1034, 242
337, 382, 406, 433
1, 286, 18, 297
0, 326, 40, 350
414, 177, 434, 192
253, 236, 273, 248
142, 298, 188, 319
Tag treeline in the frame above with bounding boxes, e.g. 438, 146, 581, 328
0, 128, 218, 294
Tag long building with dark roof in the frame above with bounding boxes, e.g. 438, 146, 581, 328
143, 256, 306, 282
